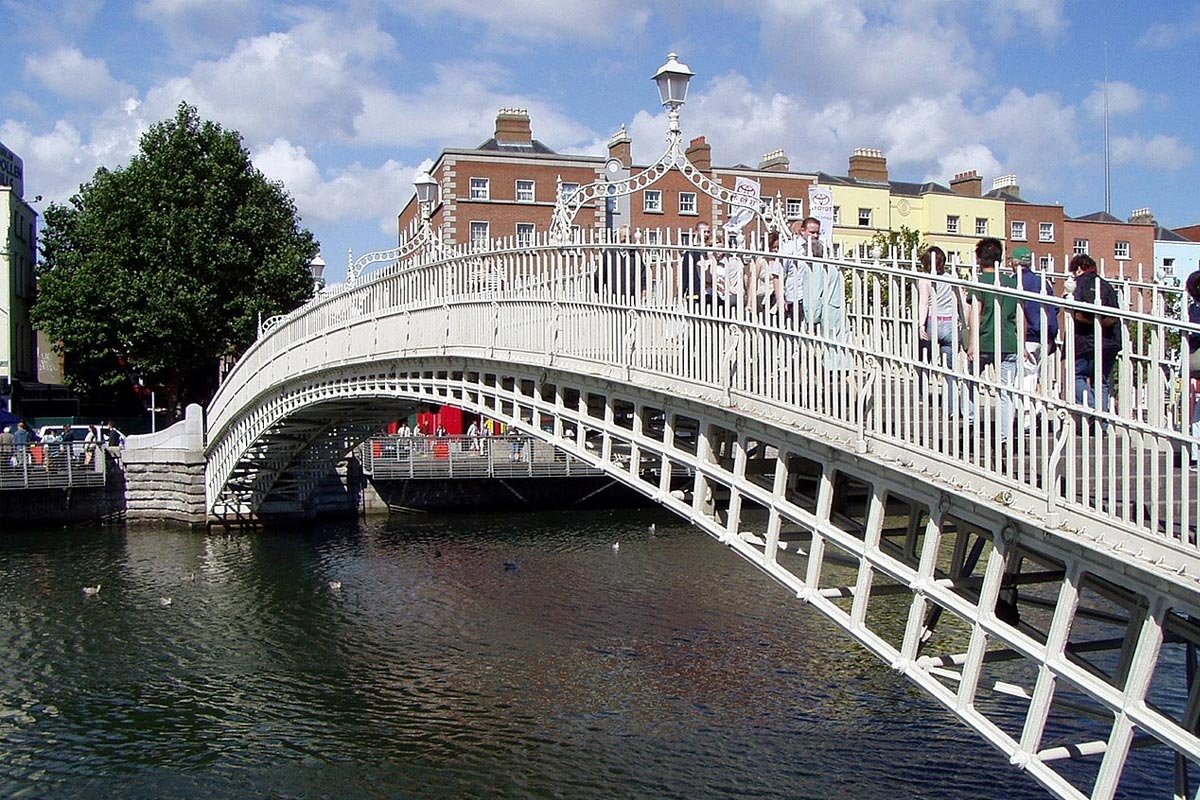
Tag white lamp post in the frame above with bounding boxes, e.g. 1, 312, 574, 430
652, 52, 694, 134
551, 52, 787, 243
345, 172, 444, 288
308, 254, 326, 293
414, 172, 439, 220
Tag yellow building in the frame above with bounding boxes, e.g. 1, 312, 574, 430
820, 150, 1006, 264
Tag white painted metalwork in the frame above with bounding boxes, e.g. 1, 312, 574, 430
549, 52, 790, 243
360, 434, 604, 479
206, 227, 1200, 800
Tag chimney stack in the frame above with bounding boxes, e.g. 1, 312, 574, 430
991, 174, 1020, 199
1129, 207, 1155, 225
848, 147, 888, 183
607, 125, 632, 167
686, 136, 712, 172
950, 170, 982, 197
758, 149, 789, 172
494, 108, 532, 146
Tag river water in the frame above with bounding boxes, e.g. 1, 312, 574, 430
0, 510, 1159, 799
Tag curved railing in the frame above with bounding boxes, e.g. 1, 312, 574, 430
208, 229, 1200, 558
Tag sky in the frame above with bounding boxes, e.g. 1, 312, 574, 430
2, 0, 1198, 285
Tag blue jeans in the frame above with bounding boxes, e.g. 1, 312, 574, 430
919, 320, 961, 412
969, 352, 1020, 442
1074, 351, 1117, 413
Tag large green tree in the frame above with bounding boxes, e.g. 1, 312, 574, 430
35, 102, 317, 410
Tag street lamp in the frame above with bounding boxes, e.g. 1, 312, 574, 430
344, 172, 445, 288
652, 52, 694, 133
414, 172, 438, 220
308, 254, 326, 294
551, 52, 785, 243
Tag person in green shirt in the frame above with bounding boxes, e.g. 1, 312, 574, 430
966, 237, 1022, 446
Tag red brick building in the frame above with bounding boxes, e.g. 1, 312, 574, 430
1175, 223, 1200, 242
398, 110, 815, 246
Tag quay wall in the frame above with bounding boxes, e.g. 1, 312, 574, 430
123, 404, 208, 528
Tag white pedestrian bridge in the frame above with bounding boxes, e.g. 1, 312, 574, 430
206, 230, 1200, 800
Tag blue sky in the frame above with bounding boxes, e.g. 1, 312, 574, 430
3, 0, 1198, 284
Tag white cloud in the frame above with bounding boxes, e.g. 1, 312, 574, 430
1138, 12, 1200, 49
1111, 134, 1195, 171
352, 61, 596, 150
753, 0, 980, 104
1082, 81, 1145, 119
141, 12, 394, 145
135, 0, 260, 53
24, 47, 135, 106
983, 0, 1067, 39
394, 0, 650, 41
252, 138, 416, 236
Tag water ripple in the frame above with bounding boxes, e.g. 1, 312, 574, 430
0, 512, 1172, 799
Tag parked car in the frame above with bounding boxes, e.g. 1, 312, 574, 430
36, 424, 126, 446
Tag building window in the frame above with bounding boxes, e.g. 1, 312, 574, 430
679, 192, 697, 215
786, 198, 803, 219
946, 215, 960, 234
469, 178, 490, 201
832, 206, 841, 225
975, 217, 988, 236
1039, 255, 1053, 270
644, 190, 662, 213
857, 208, 872, 227
1114, 240, 1130, 260
645, 229, 661, 245
516, 179, 535, 203
1039, 222, 1054, 242
1011, 220, 1027, 241
470, 221, 490, 250
516, 223, 535, 247
560, 182, 580, 201
1073, 238, 1089, 255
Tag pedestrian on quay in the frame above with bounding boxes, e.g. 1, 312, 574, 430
84, 424, 99, 468
13, 421, 34, 467
0, 425, 13, 469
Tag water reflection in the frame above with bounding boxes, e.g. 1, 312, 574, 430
0, 511, 1155, 799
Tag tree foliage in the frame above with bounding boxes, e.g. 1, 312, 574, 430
35, 102, 317, 409
870, 226, 926, 263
